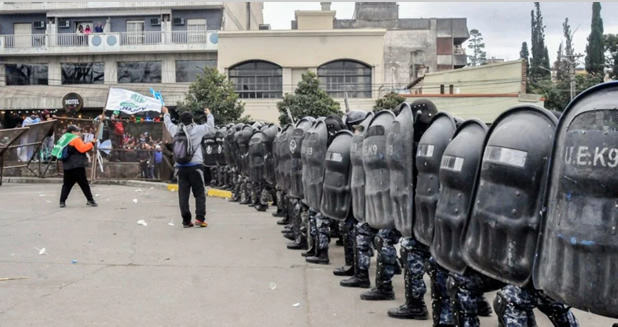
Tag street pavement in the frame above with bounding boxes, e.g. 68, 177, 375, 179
0, 184, 615, 327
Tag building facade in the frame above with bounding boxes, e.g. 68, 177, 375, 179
217, 9, 386, 123
405, 59, 545, 123
294, 2, 470, 92
0, 1, 262, 125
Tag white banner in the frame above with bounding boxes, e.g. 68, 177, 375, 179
104, 88, 162, 115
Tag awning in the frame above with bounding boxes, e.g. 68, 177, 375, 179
0, 84, 189, 110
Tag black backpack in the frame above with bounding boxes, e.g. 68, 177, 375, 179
173, 124, 195, 165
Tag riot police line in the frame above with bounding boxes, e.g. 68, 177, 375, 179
202, 81, 618, 327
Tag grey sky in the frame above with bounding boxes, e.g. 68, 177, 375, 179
264, 2, 618, 67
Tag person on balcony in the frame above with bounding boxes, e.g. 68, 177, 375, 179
76, 25, 84, 45
95, 22, 104, 33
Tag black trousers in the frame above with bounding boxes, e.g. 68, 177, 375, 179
178, 166, 206, 225
60, 167, 94, 203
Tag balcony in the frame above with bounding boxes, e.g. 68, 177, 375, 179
0, 31, 218, 55
0, 2, 221, 12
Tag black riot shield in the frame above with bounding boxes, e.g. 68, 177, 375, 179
215, 127, 227, 166
302, 116, 344, 211
363, 110, 396, 230
202, 130, 218, 168
431, 119, 488, 273
288, 117, 315, 199
413, 113, 459, 246
321, 130, 354, 221
534, 82, 618, 318
261, 124, 279, 186
236, 125, 254, 178
225, 125, 239, 168
387, 103, 415, 237
248, 131, 267, 184
461, 105, 558, 287
276, 125, 293, 193
351, 113, 374, 222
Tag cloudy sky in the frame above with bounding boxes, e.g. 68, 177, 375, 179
264, 2, 618, 67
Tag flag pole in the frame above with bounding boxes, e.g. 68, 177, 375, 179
91, 87, 112, 183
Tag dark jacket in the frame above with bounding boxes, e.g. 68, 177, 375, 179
63, 137, 94, 171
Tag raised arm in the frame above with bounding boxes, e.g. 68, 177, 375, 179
161, 106, 178, 136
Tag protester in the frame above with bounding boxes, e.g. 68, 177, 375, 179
138, 143, 151, 179
154, 144, 163, 179
84, 25, 92, 35
53, 125, 98, 208
162, 106, 214, 228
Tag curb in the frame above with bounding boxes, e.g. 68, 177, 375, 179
207, 188, 232, 199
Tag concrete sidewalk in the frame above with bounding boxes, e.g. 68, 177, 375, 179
0, 184, 614, 326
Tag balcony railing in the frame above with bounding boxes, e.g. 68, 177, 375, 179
0, 2, 217, 11
1, 31, 216, 49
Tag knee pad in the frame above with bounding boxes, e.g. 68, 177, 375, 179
446, 275, 459, 299
373, 234, 384, 251
494, 291, 507, 322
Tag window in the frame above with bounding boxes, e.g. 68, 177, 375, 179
6, 64, 48, 85
125, 21, 145, 45
117, 61, 162, 83
228, 61, 282, 99
187, 19, 207, 43
318, 60, 372, 98
61, 62, 104, 84
176, 60, 217, 83
440, 85, 445, 94
449, 85, 454, 94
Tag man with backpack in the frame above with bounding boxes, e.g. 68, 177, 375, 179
52, 125, 98, 208
162, 106, 215, 228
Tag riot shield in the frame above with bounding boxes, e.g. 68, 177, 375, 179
288, 117, 315, 199
248, 131, 267, 183
351, 113, 374, 222
225, 125, 239, 168
276, 125, 293, 193
431, 119, 488, 273
236, 125, 254, 178
301, 119, 327, 210
413, 113, 459, 245
202, 130, 218, 168
215, 127, 227, 166
534, 82, 618, 318
321, 130, 354, 220
261, 124, 279, 186
386, 103, 415, 237
462, 105, 558, 287
363, 110, 396, 229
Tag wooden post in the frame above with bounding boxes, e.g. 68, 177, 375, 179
91, 87, 112, 183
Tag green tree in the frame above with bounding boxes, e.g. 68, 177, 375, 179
586, 2, 605, 75
531, 74, 604, 111
276, 71, 341, 125
605, 34, 618, 79
467, 29, 487, 66
176, 67, 246, 125
530, 2, 551, 81
374, 92, 406, 112
520, 41, 530, 75
555, 42, 566, 81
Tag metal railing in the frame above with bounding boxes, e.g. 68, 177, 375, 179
3, 34, 46, 48
0, 2, 214, 11
120, 31, 163, 45
1, 31, 214, 49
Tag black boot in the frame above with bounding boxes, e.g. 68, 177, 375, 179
282, 232, 295, 241
256, 204, 268, 212
287, 238, 307, 250
276, 217, 290, 225
387, 268, 428, 320
301, 243, 316, 257
334, 227, 356, 276
281, 226, 292, 233
360, 260, 395, 301
333, 265, 354, 276
394, 259, 402, 275
272, 210, 284, 217
340, 267, 370, 288
306, 248, 329, 265
477, 295, 493, 317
